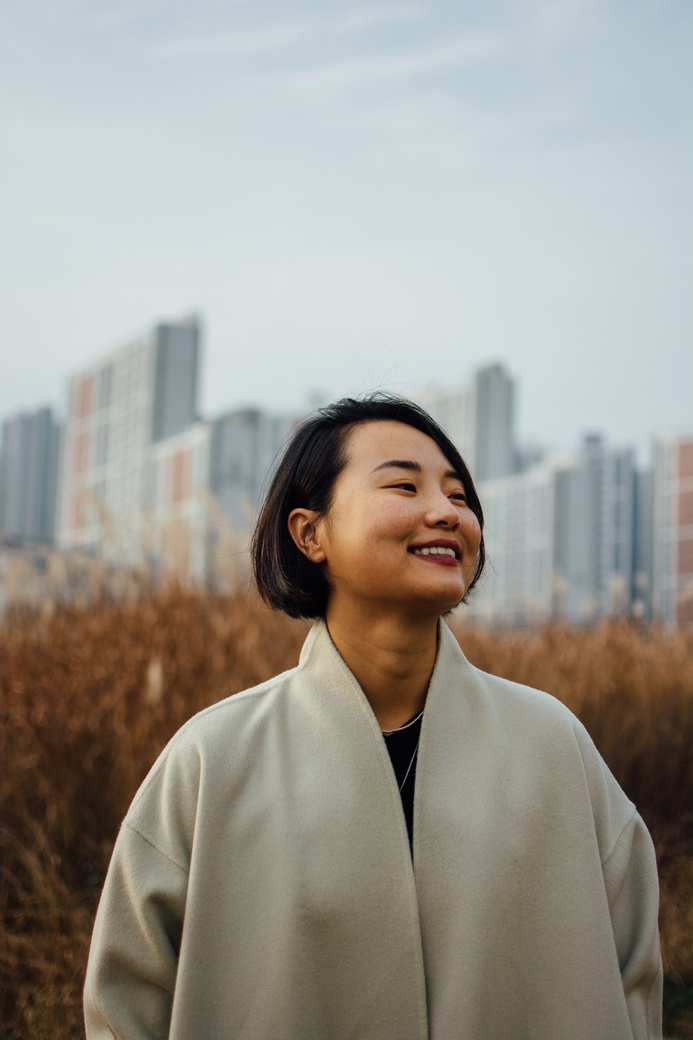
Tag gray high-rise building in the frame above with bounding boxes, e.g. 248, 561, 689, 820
0, 406, 61, 544
471, 433, 640, 625
473, 363, 516, 481
209, 408, 298, 530
632, 467, 654, 618
552, 435, 636, 620
419, 362, 516, 483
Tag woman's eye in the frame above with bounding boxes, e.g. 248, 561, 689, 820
392, 482, 416, 492
450, 492, 467, 502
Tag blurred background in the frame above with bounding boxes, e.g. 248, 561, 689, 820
1, 0, 692, 624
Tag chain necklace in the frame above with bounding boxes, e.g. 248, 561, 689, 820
381, 708, 424, 737
398, 738, 420, 793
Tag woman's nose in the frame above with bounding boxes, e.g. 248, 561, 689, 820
426, 492, 460, 528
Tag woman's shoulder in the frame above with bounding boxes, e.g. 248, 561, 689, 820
126, 663, 303, 816
440, 622, 580, 731
471, 663, 577, 725
440, 624, 628, 784
441, 631, 637, 840
468, 665, 610, 774
183, 662, 300, 737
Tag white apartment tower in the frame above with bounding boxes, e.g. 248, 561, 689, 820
652, 432, 693, 626
470, 458, 560, 625
145, 408, 299, 585
57, 315, 200, 564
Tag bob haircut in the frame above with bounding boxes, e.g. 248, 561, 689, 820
251, 393, 485, 619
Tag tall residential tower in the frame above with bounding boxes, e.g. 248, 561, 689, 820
0, 406, 61, 544
419, 362, 517, 483
57, 315, 201, 563
652, 432, 693, 626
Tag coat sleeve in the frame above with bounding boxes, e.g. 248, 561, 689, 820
83, 822, 188, 1040
602, 810, 663, 1040
573, 720, 663, 1039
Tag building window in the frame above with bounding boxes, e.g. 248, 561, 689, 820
75, 431, 90, 475
170, 450, 190, 504
98, 365, 113, 410
74, 374, 93, 421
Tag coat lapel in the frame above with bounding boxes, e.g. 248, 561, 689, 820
293, 620, 429, 1039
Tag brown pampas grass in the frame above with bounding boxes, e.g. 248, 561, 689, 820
1, 589, 691, 1037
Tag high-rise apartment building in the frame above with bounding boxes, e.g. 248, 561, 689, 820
632, 468, 654, 618
0, 406, 61, 544
146, 420, 213, 582
469, 434, 640, 625
209, 408, 297, 529
57, 315, 200, 563
552, 436, 636, 620
470, 456, 562, 624
420, 381, 476, 469
420, 362, 516, 483
144, 407, 299, 584
474, 364, 516, 481
652, 432, 693, 626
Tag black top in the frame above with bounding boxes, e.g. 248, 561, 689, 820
382, 713, 422, 852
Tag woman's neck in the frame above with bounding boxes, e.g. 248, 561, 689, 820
324, 603, 440, 732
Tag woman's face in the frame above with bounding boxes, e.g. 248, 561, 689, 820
299, 420, 482, 619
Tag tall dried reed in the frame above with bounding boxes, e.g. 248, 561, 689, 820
1, 589, 691, 1038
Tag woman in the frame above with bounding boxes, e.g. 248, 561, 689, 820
84, 394, 662, 1040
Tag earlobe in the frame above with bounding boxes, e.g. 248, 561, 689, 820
287, 508, 327, 563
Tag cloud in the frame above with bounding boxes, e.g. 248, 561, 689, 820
155, 23, 303, 57
274, 33, 504, 95
87, 1, 164, 31
530, 0, 601, 41
339, 5, 427, 32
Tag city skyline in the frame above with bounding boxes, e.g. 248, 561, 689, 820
2, 0, 691, 461
1, 309, 687, 469
2, 316, 691, 625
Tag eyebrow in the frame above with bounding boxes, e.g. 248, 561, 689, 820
372, 459, 463, 482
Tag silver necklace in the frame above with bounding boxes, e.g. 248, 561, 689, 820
381, 708, 424, 737
398, 739, 420, 792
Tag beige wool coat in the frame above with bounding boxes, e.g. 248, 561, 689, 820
84, 618, 662, 1040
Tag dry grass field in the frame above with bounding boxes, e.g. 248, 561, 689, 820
1, 587, 692, 1038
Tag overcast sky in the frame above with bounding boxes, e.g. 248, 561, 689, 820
1, 0, 691, 462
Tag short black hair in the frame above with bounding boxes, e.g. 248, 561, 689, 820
251, 393, 485, 619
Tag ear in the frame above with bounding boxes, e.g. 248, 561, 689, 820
287, 508, 327, 564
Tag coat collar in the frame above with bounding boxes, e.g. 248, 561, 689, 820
297, 615, 471, 734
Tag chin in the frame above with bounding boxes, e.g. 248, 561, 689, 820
411, 589, 465, 618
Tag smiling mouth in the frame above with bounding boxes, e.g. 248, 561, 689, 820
411, 546, 458, 559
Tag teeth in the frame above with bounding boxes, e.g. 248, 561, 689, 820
413, 546, 456, 558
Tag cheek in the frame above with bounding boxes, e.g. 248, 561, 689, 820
468, 515, 482, 547
462, 514, 482, 561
